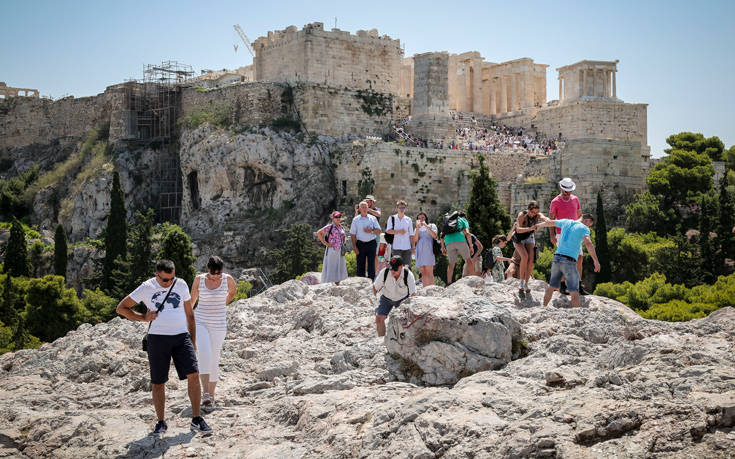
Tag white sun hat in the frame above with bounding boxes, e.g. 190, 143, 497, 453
559, 177, 576, 192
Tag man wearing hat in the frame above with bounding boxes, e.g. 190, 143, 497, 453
548, 177, 587, 295
373, 255, 417, 337
357, 195, 382, 220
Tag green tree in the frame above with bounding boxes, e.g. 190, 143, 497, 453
0, 165, 39, 219
24, 275, 87, 342
54, 224, 68, 279
157, 225, 197, 287
724, 145, 735, 171
624, 192, 677, 235
269, 223, 323, 284
649, 235, 703, 287
102, 171, 127, 293
665, 132, 724, 162
81, 288, 119, 324
594, 192, 611, 285
466, 155, 511, 246
0, 274, 17, 326
716, 174, 735, 271
129, 209, 155, 286
646, 150, 714, 206
698, 194, 718, 284
4, 217, 29, 277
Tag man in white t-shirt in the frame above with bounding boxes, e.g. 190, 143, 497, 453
116, 259, 212, 435
373, 255, 417, 336
385, 200, 415, 267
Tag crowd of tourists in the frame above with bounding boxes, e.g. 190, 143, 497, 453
113, 178, 599, 437
388, 117, 563, 154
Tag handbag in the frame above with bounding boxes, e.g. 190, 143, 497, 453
141, 278, 178, 351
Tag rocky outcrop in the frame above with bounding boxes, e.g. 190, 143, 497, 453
1, 276, 733, 457
179, 125, 338, 267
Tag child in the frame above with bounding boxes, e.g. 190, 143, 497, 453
484, 235, 513, 282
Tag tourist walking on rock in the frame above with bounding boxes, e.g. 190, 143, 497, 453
440, 210, 475, 284
485, 234, 513, 282
115, 259, 212, 435
318, 211, 348, 285
190, 256, 236, 411
350, 201, 382, 280
462, 232, 484, 277
373, 255, 417, 337
548, 177, 586, 294
412, 211, 438, 286
512, 201, 546, 296
536, 214, 601, 308
385, 200, 415, 267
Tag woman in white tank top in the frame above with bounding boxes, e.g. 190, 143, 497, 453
190, 256, 236, 409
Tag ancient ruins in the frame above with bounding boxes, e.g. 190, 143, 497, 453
0, 81, 39, 99
0, 21, 651, 249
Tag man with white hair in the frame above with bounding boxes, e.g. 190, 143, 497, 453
548, 177, 588, 295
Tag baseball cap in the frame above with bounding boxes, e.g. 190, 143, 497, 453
331, 211, 344, 218
559, 177, 576, 192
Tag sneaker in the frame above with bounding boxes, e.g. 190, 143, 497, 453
152, 420, 168, 436
579, 285, 590, 295
191, 416, 213, 434
202, 393, 212, 408
559, 281, 569, 295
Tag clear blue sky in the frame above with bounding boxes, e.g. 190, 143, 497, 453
2, 0, 733, 158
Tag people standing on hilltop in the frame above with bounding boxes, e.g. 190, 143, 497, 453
350, 201, 382, 280
373, 255, 417, 337
385, 200, 415, 267
512, 201, 547, 297
548, 178, 586, 295
189, 256, 236, 411
412, 211, 438, 286
536, 214, 601, 308
440, 210, 475, 284
115, 259, 212, 435
485, 234, 513, 283
318, 211, 348, 285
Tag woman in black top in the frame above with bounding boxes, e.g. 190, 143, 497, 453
512, 201, 548, 295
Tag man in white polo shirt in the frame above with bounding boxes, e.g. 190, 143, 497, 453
373, 255, 417, 336
385, 200, 415, 267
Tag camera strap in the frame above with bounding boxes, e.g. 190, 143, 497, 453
146, 278, 177, 335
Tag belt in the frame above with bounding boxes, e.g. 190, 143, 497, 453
557, 254, 576, 262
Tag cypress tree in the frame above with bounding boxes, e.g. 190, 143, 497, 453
594, 191, 611, 285
466, 155, 512, 247
4, 217, 29, 277
698, 194, 717, 283
0, 274, 15, 326
102, 171, 127, 292
269, 223, 323, 284
716, 175, 735, 273
54, 224, 68, 280
129, 209, 155, 286
158, 225, 197, 287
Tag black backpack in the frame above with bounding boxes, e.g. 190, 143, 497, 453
441, 211, 460, 236
432, 238, 442, 256
384, 215, 396, 245
382, 267, 409, 288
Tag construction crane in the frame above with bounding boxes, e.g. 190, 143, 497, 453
233, 25, 255, 58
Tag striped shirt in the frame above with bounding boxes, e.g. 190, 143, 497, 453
194, 273, 230, 331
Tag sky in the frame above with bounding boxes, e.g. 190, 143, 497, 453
2, 0, 734, 158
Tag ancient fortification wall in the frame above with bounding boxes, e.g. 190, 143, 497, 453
254, 23, 403, 95
180, 83, 285, 128
334, 143, 534, 221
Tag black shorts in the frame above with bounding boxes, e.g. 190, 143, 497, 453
147, 333, 199, 384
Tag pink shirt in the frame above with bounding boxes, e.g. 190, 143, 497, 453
320, 224, 345, 250
549, 194, 581, 234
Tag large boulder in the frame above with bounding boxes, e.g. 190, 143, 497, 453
385, 293, 522, 385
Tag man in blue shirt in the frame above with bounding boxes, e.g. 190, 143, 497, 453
350, 201, 382, 280
535, 214, 600, 308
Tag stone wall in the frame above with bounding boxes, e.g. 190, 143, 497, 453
180, 82, 285, 128
334, 142, 535, 222
254, 23, 403, 95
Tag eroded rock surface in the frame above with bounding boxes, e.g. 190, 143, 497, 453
0, 277, 733, 458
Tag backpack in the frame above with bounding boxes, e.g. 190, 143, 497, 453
441, 211, 461, 236
384, 215, 396, 245
382, 267, 409, 288
432, 238, 442, 257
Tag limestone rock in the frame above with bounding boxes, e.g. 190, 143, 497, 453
0, 277, 733, 457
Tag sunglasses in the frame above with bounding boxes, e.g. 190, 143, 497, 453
157, 274, 174, 282
397, 206, 406, 210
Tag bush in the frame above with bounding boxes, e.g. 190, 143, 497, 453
24, 275, 88, 342
179, 104, 231, 130
232, 280, 253, 302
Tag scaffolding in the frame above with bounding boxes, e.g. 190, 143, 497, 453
120, 61, 194, 223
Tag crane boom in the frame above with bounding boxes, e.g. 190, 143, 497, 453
233, 25, 255, 57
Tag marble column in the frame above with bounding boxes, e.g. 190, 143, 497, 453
603, 70, 609, 97
580, 69, 586, 99
489, 78, 497, 114
508, 74, 516, 112
613, 71, 616, 98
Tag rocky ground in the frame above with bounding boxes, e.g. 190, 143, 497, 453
0, 276, 733, 458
